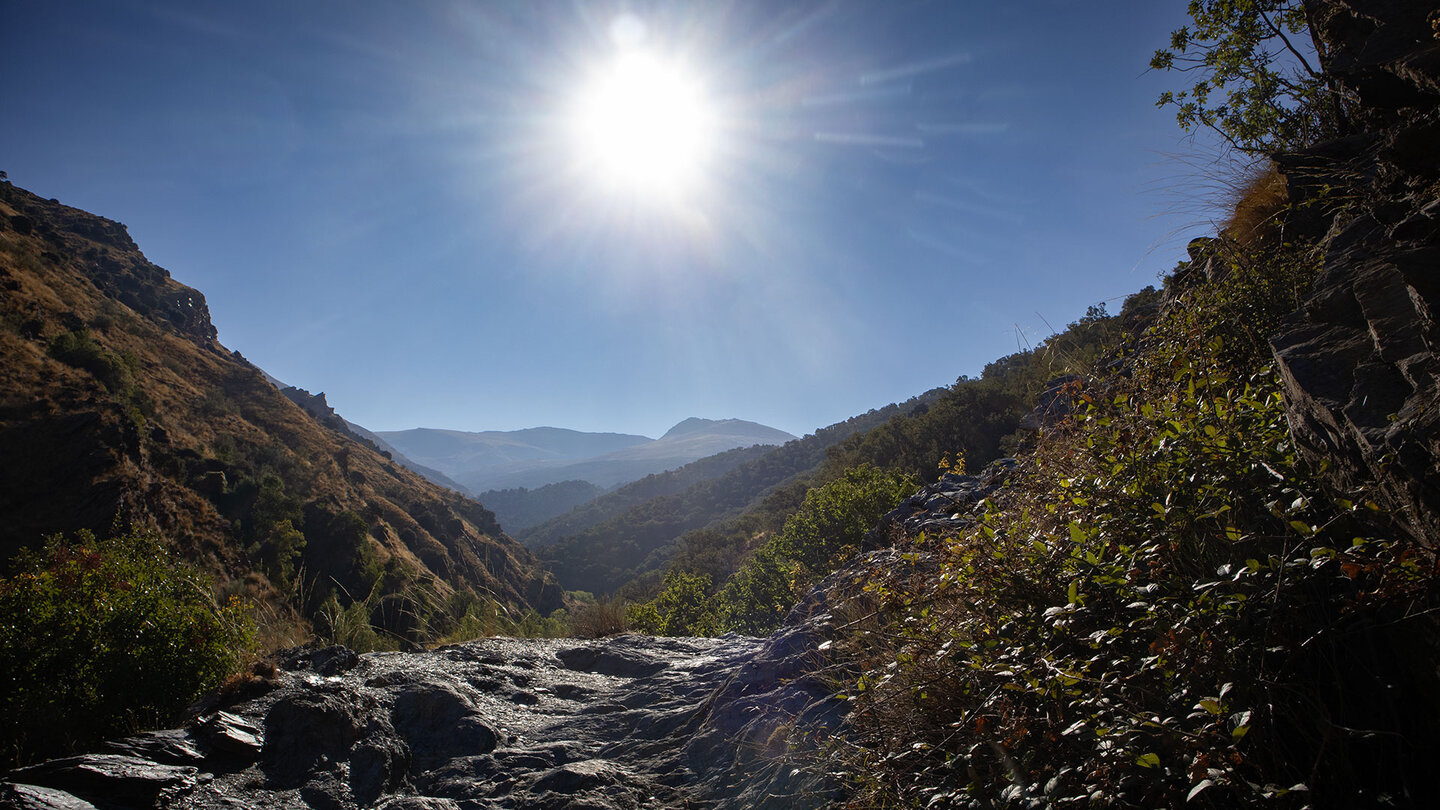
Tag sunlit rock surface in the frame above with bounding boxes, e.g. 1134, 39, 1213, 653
2, 632, 844, 809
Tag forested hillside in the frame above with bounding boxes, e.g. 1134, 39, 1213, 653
531, 388, 952, 596
625, 289, 1161, 633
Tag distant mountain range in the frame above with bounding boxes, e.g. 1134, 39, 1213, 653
376, 418, 796, 494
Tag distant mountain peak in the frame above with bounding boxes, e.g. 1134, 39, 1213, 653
661, 417, 724, 439
661, 417, 791, 441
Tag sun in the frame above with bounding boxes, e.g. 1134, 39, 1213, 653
568, 49, 716, 199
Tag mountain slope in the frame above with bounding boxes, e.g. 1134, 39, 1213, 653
529, 393, 948, 595
0, 182, 562, 637
473, 479, 606, 533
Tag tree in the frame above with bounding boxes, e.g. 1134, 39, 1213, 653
1151, 0, 1347, 154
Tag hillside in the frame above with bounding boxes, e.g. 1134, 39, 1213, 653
626, 3, 1440, 804
529, 390, 951, 595
473, 479, 605, 532
0, 183, 562, 642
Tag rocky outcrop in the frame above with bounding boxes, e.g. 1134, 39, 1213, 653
1, 632, 845, 809
1268, 0, 1440, 548
866, 458, 1017, 543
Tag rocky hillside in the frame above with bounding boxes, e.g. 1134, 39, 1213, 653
0, 184, 562, 632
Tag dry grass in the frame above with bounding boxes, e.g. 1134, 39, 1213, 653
569, 597, 631, 638
1221, 161, 1289, 248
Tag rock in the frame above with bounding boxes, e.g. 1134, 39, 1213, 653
7, 754, 200, 805
556, 639, 670, 678
0, 784, 98, 810
192, 711, 264, 759
1269, 0, 1440, 550
1, 635, 835, 809
262, 689, 365, 787
391, 682, 498, 765
100, 728, 205, 765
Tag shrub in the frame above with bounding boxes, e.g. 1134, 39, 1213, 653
570, 597, 631, 638
47, 328, 132, 393
628, 570, 715, 636
633, 465, 916, 636
0, 529, 253, 768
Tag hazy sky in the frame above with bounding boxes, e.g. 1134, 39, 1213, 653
3, 1, 1216, 438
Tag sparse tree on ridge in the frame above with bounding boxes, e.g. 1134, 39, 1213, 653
1151, 0, 1350, 154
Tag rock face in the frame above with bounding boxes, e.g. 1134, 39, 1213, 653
1268, 0, 1440, 548
1, 633, 845, 809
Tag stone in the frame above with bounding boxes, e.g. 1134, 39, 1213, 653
0, 784, 98, 810
555, 640, 670, 678
391, 682, 498, 765
7, 754, 199, 805
193, 711, 264, 759
100, 728, 205, 765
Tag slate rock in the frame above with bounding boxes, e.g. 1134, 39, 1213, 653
193, 711, 264, 759
7, 754, 199, 805
556, 640, 669, 678
0, 783, 98, 810
100, 728, 205, 766
391, 682, 497, 765
262, 690, 365, 787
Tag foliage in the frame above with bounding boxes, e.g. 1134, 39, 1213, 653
839, 352, 1434, 805
628, 570, 716, 636
632, 465, 916, 636
1152, 239, 1320, 373
0, 529, 254, 769
244, 472, 306, 588
304, 509, 384, 606
834, 232, 1438, 805
569, 595, 632, 638
1151, 0, 1345, 154
47, 329, 132, 391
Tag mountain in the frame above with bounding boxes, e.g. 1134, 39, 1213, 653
527, 394, 948, 595
270, 382, 472, 494
379, 418, 797, 493
0, 182, 562, 638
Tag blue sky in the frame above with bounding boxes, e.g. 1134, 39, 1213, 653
3, 1, 1216, 438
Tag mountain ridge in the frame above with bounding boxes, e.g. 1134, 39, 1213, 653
380, 417, 796, 494
0, 181, 562, 638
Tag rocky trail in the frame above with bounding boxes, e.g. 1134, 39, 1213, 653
0, 459, 1022, 810
1, 627, 847, 810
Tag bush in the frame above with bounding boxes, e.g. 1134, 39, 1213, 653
633, 465, 916, 636
570, 597, 630, 638
47, 328, 132, 393
0, 529, 254, 768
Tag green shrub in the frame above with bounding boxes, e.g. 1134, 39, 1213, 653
47, 328, 133, 393
0, 529, 254, 768
628, 570, 715, 636
634, 465, 916, 636
838, 361, 1433, 806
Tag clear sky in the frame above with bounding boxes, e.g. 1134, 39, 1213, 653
2, 0, 1218, 439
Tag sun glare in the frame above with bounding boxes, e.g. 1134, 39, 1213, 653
570, 50, 716, 199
